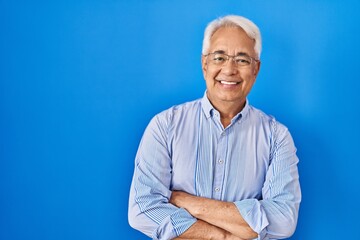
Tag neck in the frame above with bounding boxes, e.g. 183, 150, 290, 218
210, 99, 246, 128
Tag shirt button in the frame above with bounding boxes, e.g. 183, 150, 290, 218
218, 159, 224, 164
214, 187, 220, 192
221, 132, 226, 136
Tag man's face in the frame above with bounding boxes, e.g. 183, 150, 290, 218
202, 26, 260, 109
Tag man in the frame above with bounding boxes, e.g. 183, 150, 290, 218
128, 15, 301, 240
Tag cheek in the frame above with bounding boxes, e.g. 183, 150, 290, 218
242, 72, 255, 82
204, 68, 219, 81
241, 75, 256, 90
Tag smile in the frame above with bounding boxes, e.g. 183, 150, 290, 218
218, 80, 240, 85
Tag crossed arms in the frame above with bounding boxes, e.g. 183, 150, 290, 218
128, 114, 301, 240
170, 191, 257, 240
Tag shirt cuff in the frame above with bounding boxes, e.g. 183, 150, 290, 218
234, 199, 269, 235
153, 207, 197, 240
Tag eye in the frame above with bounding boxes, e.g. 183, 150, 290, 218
212, 54, 227, 63
235, 56, 251, 65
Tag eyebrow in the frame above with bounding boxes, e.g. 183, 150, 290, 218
213, 50, 226, 54
212, 50, 250, 57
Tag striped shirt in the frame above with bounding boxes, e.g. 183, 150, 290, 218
128, 93, 301, 240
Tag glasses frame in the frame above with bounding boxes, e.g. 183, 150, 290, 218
204, 52, 259, 68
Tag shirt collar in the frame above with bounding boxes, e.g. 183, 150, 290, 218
201, 91, 250, 121
201, 91, 214, 119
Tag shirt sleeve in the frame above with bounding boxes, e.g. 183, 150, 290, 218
128, 114, 197, 240
234, 121, 301, 239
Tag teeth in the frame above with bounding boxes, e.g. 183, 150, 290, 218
220, 81, 237, 85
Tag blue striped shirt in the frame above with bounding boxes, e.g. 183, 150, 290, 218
128, 93, 301, 240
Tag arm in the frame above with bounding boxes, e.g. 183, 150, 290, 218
170, 192, 257, 240
128, 115, 196, 240
234, 123, 301, 239
173, 220, 247, 240
171, 122, 301, 239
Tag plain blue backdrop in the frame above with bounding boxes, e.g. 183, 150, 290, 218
1, 1, 360, 239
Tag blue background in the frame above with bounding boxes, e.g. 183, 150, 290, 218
1, 1, 360, 239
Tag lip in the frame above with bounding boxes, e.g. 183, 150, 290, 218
215, 79, 242, 87
219, 80, 239, 85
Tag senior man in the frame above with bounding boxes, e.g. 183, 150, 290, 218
128, 15, 301, 240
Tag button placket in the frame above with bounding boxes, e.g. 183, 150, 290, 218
213, 129, 227, 200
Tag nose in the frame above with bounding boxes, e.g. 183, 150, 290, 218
221, 58, 238, 75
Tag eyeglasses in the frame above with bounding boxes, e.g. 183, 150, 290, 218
204, 52, 259, 68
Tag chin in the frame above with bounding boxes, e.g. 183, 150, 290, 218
218, 94, 243, 102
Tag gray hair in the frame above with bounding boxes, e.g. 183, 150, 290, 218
202, 15, 262, 59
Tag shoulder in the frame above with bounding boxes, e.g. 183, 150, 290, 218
154, 98, 202, 123
146, 98, 201, 132
247, 105, 290, 137
247, 105, 297, 158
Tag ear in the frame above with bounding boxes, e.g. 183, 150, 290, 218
201, 55, 207, 78
253, 60, 261, 77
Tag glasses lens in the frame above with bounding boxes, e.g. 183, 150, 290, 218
234, 55, 252, 66
210, 53, 227, 65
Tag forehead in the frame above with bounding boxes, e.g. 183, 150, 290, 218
209, 26, 255, 55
